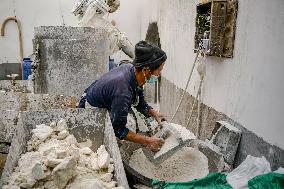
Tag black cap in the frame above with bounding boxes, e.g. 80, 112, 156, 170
133, 41, 167, 70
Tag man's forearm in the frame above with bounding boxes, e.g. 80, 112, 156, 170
148, 108, 158, 117
124, 130, 164, 152
147, 108, 167, 123
124, 130, 150, 146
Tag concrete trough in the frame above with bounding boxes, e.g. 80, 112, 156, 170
119, 139, 226, 187
0, 108, 129, 188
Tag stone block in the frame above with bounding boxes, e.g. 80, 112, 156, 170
57, 130, 69, 140
31, 162, 46, 180
53, 156, 77, 189
97, 145, 110, 169
210, 121, 241, 165
189, 139, 226, 172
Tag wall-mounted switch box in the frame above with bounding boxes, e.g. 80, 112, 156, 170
194, 0, 238, 58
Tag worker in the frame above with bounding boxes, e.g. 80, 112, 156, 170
78, 41, 167, 152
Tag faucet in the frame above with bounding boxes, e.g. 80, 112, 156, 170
1, 16, 24, 62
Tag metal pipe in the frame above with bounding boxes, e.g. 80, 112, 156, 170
1, 16, 24, 66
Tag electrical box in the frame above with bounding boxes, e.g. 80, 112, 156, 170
194, 0, 238, 58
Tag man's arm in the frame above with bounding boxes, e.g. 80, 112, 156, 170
135, 87, 167, 123
110, 94, 163, 152
148, 108, 167, 123
125, 130, 164, 152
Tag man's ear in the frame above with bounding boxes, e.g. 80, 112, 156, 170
143, 67, 151, 75
141, 67, 147, 76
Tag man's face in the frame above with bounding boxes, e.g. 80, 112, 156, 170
144, 62, 165, 79
152, 62, 165, 77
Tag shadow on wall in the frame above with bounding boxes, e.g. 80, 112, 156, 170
144, 22, 161, 105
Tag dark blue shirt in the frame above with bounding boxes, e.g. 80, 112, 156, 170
85, 63, 152, 139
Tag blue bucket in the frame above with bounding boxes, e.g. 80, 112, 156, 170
22, 58, 32, 80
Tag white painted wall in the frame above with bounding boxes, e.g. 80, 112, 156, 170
0, 0, 77, 63
0, 0, 283, 149
111, 0, 284, 149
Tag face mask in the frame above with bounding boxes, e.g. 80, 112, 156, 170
147, 75, 159, 84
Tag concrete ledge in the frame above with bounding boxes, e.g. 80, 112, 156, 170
0, 92, 77, 112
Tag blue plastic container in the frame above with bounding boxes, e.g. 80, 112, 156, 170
22, 58, 32, 80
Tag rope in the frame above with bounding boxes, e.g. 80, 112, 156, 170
170, 49, 200, 122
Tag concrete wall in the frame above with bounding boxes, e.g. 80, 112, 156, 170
0, 0, 77, 63
111, 0, 284, 151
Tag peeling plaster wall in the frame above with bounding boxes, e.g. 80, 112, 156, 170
0, 0, 77, 63
111, 0, 284, 150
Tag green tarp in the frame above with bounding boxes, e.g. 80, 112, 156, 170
152, 172, 284, 189
248, 173, 284, 189
152, 173, 232, 189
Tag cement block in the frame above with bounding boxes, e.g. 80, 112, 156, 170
33, 26, 109, 98
1, 108, 129, 188
210, 121, 241, 165
189, 139, 226, 172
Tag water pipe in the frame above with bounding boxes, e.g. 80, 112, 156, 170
1, 17, 24, 62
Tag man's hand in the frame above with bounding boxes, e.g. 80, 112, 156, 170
125, 131, 164, 152
146, 136, 164, 152
154, 113, 167, 124
148, 109, 167, 124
